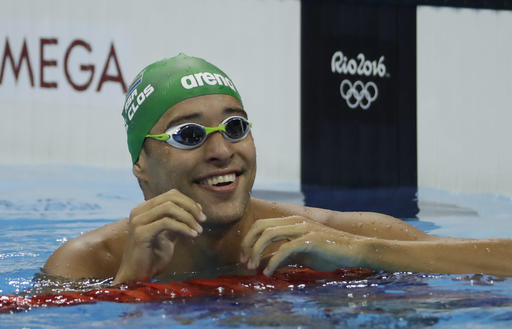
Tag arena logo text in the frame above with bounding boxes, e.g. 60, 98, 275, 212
181, 72, 237, 92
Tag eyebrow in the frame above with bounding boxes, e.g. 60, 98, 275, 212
165, 113, 201, 130
224, 107, 248, 119
165, 107, 248, 130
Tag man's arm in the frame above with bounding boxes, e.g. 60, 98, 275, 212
315, 209, 512, 275
242, 200, 512, 276
357, 236, 512, 276
251, 199, 434, 241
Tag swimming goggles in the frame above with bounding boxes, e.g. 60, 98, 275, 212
145, 116, 252, 150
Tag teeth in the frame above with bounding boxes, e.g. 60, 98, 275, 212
200, 173, 236, 186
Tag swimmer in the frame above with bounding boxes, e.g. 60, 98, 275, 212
44, 54, 512, 284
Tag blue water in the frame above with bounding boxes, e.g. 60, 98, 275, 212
1, 166, 512, 328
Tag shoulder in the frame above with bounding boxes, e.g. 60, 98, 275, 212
249, 198, 432, 240
249, 197, 337, 222
43, 219, 129, 279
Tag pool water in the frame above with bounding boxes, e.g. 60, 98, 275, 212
1, 165, 512, 328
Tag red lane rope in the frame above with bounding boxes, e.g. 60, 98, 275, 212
0, 267, 373, 313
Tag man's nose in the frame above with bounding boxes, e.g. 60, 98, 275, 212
202, 131, 234, 165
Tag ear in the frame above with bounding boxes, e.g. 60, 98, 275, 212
133, 148, 151, 200
132, 148, 146, 181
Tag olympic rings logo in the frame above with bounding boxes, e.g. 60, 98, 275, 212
339, 79, 378, 110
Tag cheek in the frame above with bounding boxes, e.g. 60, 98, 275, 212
148, 160, 188, 195
145, 145, 185, 189
247, 139, 257, 172
245, 135, 257, 159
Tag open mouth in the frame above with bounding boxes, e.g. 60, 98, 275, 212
198, 173, 237, 187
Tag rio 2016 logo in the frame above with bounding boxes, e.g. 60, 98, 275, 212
339, 80, 378, 110
331, 51, 387, 110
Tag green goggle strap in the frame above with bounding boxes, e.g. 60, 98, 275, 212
146, 124, 228, 141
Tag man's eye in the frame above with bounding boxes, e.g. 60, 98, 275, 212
174, 125, 205, 145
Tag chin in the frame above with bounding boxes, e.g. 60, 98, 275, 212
202, 201, 247, 227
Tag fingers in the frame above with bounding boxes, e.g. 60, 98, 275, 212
240, 216, 354, 276
240, 217, 307, 262
130, 189, 206, 223
263, 237, 312, 276
137, 217, 200, 241
245, 224, 309, 269
132, 200, 204, 234
128, 189, 206, 239
115, 189, 208, 284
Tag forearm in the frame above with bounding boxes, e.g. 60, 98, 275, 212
358, 238, 512, 276
323, 211, 434, 241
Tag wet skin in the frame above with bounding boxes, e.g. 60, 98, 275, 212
44, 95, 512, 283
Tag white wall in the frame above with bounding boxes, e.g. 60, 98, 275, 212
417, 6, 512, 196
0, 0, 301, 189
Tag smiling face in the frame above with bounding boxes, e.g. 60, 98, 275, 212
134, 94, 257, 225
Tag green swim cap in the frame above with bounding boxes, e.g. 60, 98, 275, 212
121, 53, 243, 164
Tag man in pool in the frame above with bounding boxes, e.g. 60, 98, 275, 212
44, 54, 512, 284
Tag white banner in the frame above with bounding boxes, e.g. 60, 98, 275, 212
0, 0, 301, 190
0, 21, 132, 106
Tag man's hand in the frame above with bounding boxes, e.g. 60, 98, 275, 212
240, 216, 366, 276
113, 189, 206, 284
